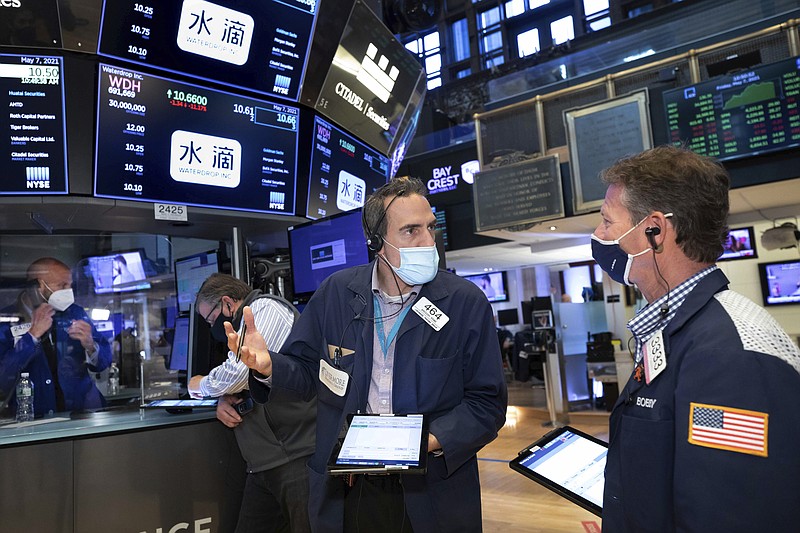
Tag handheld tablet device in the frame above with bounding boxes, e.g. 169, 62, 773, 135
509, 425, 608, 516
327, 413, 428, 475
144, 399, 219, 409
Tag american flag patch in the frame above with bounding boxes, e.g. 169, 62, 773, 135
688, 402, 768, 457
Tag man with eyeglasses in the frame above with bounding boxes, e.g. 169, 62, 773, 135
0, 257, 111, 418
189, 273, 315, 533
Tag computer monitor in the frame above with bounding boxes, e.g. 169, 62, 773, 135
288, 209, 371, 303
85, 249, 151, 294
497, 308, 520, 326
175, 250, 220, 315
168, 316, 190, 372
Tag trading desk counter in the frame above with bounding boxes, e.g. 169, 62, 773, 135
0, 407, 236, 533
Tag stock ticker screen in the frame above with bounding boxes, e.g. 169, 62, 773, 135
306, 114, 390, 219
97, 0, 318, 102
664, 56, 800, 161
94, 63, 299, 215
1, 52, 68, 195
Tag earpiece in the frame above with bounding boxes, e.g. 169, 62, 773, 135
363, 189, 405, 253
645, 226, 661, 251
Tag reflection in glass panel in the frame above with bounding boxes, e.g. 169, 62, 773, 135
0, 233, 223, 421
551, 15, 575, 45
517, 28, 540, 57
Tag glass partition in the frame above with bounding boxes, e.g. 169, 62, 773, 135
0, 233, 223, 423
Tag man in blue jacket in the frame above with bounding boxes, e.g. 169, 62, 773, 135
0, 257, 111, 417
592, 146, 800, 531
233, 176, 508, 532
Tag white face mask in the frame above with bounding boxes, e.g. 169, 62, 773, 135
42, 281, 75, 311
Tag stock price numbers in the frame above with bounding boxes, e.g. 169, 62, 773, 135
233, 103, 255, 119
123, 183, 143, 194
254, 105, 298, 132
125, 143, 145, 155
128, 45, 148, 58
124, 163, 144, 174
168, 89, 208, 111
125, 123, 146, 135
133, 3, 154, 17
131, 24, 151, 38
109, 99, 147, 114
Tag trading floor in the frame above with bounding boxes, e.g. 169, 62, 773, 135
479, 381, 609, 533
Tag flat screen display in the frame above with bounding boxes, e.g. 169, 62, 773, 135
94, 63, 299, 215
288, 209, 371, 302
96, 0, 319, 101
314, 0, 425, 159
718, 226, 758, 261
462, 271, 509, 303
664, 56, 800, 161
759, 259, 800, 306
175, 250, 219, 314
86, 249, 151, 294
1, 52, 68, 195
168, 316, 190, 371
307, 114, 390, 219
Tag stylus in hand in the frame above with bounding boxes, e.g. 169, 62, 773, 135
236, 322, 247, 362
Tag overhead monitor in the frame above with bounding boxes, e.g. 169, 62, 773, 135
1, 52, 68, 195
175, 250, 220, 314
288, 209, 371, 303
96, 0, 319, 102
718, 227, 758, 261
758, 259, 800, 306
664, 56, 800, 161
94, 63, 299, 215
462, 271, 509, 303
312, 0, 426, 162
307, 114, 390, 219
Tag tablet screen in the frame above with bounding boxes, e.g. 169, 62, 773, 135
328, 414, 427, 474
509, 425, 607, 516
144, 399, 218, 408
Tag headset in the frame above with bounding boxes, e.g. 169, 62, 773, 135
644, 225, 661, 252
364, 189, 405, 253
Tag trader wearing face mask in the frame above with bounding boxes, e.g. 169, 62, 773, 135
593, 146, 800, 532
0, 257, 111, 418
234, 176, 507, 533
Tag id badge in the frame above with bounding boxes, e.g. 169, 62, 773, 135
320, 359, 349, 397
412, 297, 450, 331
643, 330, 667, 384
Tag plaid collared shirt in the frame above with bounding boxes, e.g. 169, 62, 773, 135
628, 265, 718, 363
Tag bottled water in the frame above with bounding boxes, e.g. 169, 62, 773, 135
107, 363, 120, 396
16, 372, 34, 422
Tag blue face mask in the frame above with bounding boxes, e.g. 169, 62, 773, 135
383, 240, 440, 286
590, 217, 651, 286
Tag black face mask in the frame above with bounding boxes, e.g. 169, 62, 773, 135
210, 302, 234, 342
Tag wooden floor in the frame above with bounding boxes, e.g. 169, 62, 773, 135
477, 381, 610, 532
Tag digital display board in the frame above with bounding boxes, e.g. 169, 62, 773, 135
315, 0, 425, 158
664, 56, 800, 161
97, 0, 318, 101
95, 63, 299, 215
307, 114, 390, 219
1, 53, 68, 195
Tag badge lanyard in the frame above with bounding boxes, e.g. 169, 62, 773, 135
373, 295, 412, 359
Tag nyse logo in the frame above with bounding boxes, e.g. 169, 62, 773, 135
176, 0, 254, 66
273, 74, 291, 95
26, 167, 50, 189
0, 0, 22, 7
170, 130, 242, 188
356, 43, 398, 103
269, 191, 285, 210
